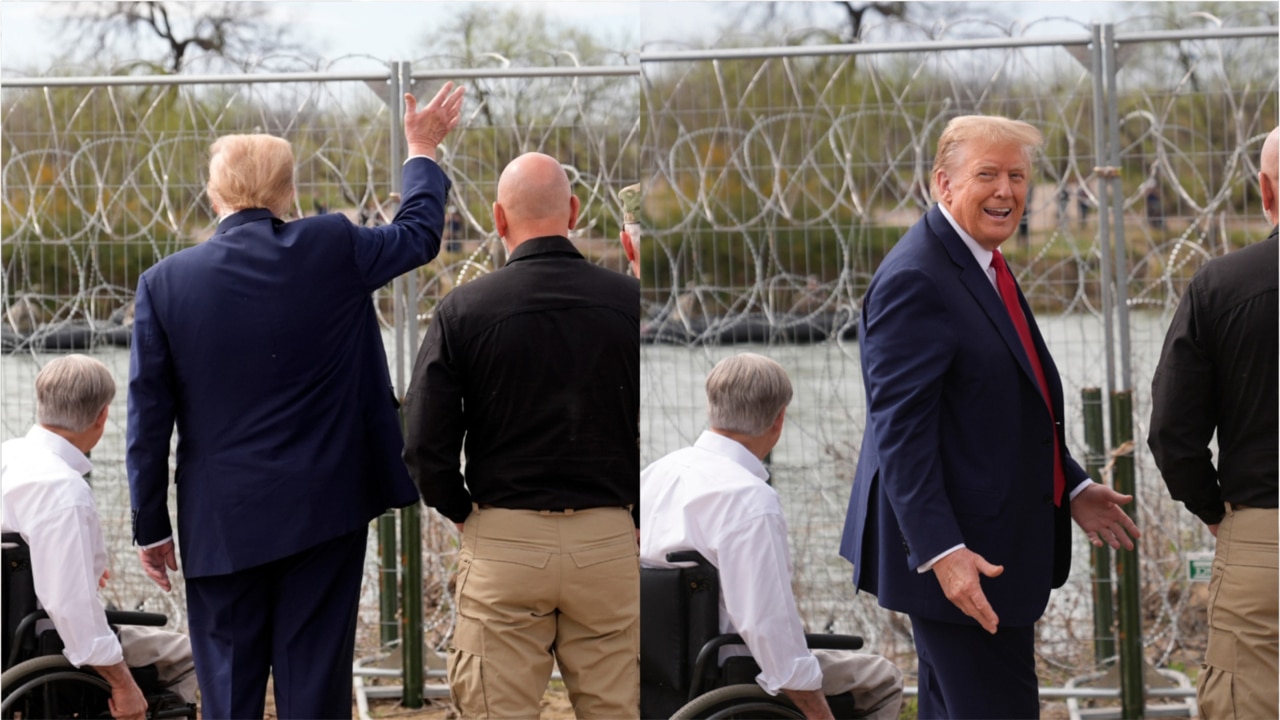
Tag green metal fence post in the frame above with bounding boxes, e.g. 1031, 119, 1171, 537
391, 60, 424, 707
1111, 389, 1144, 719
378, 513, 399, 646
1082, 387, 1116, 665
400, 502, 424, 707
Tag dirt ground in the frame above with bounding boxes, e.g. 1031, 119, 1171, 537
355, 687, 574, 720
250, 682, 573, 719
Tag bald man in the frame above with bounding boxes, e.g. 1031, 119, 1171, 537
1148, 126, 1279, 720
403, 152, 641, 718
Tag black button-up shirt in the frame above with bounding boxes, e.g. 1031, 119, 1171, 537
403, 235, 640, 525
1149, 227, 1278, 525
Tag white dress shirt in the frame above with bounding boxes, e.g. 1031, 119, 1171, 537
2, 426, 124, 667
640, 430, 823, 695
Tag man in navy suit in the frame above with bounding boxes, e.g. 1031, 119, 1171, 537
839, 115, 1140, 719
126, 82, 465, 719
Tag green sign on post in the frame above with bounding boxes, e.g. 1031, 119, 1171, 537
1187, 552, 1214, 582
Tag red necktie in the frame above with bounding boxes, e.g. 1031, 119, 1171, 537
991, 250, 1066, 506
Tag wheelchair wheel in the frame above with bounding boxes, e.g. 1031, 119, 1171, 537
671, 683, 804, 719
1, 654, 112, 719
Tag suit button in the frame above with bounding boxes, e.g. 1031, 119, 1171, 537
1042, 437, 1052, 446
1043, 493, 1052, 504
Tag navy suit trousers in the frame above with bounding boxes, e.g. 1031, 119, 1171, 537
185, 529, 367, 719
911, 615, 1039, 719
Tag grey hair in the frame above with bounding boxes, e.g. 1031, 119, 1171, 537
706, 353, 793, 436
35, 354, 116, 433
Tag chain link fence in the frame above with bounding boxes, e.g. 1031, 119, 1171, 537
3, 6, 1277, 710
1, 55, 640, 664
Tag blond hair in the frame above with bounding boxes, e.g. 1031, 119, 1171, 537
207, 134, 296, 216
931, 116, 1043, 201
706, 353, 793, 436
35, 354, 115, 432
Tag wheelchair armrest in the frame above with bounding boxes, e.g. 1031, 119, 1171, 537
8, 611, 49, 668
106, 611, 168, 628
8, 610, 170, 668
687, 632, 866, 700
689, 633, 746, 699
804, 633, 863, 651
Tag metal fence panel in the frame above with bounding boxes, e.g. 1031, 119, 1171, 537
638, 18, 1277, 683
1, 62, 640, 657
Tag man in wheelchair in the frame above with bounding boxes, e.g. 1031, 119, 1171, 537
2, 355, 197, 719
641, 353, 903, 719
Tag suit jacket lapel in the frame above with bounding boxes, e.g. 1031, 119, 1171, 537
925, 206, 1041, 390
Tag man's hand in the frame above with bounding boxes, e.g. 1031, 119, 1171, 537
1070, 483, 1141, 550
404, 82, 466, 161
138, 540, 178, 592
99, 568, 111, 589
1208, 522, 1219, 538
94, 662, 148, 720
931, 548, 1004, 634
781, 688, 835, 720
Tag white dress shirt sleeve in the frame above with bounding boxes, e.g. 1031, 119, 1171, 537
718, 514, 823, 695
18, 488, 124, 668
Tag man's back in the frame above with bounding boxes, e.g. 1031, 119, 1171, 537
2, 432, 98, 546
1149, 230, 1279, 516
2, 429, 117, 669
1177, 233, 1278, 477
640, 431, 820, 695
128, 156, 448, 576
406, 235, 639, 519
640, 439, 786, 578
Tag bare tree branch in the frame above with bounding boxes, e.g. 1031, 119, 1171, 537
60, 1, 306, 73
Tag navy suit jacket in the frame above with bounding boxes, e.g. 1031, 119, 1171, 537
127, 157, 448, 578
839, 205, 1089, 627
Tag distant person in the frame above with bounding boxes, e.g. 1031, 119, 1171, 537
840, 115, 1139, 718
1148, 125, 1279, 720
1145, 187, 1164, 231
788, 275, 827, 315
3, 355, 197, 720
1056, 184, 1070, 227
127, 83, 465, 718
642, 353, 904, 720
1077, 182, 1090, 228
403, 152, 640, 718
1017, 182, 1032, 249
444, 204, 464, 253
358, 196, 387, 227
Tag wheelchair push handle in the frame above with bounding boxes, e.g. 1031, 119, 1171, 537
803, 632, 863, 650
105, 610, 168, 628
666, 550, 713, 567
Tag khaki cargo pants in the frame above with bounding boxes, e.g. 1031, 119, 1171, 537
448, 505, 639, 719
1198, 504, 1278, 720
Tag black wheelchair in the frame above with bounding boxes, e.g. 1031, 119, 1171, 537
641, 550, 868, 719
1, 533, 196, 719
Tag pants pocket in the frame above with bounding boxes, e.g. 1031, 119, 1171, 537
1197, 664, 1236, 720
448, 616, 489, 718
569, 538, 638, 569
